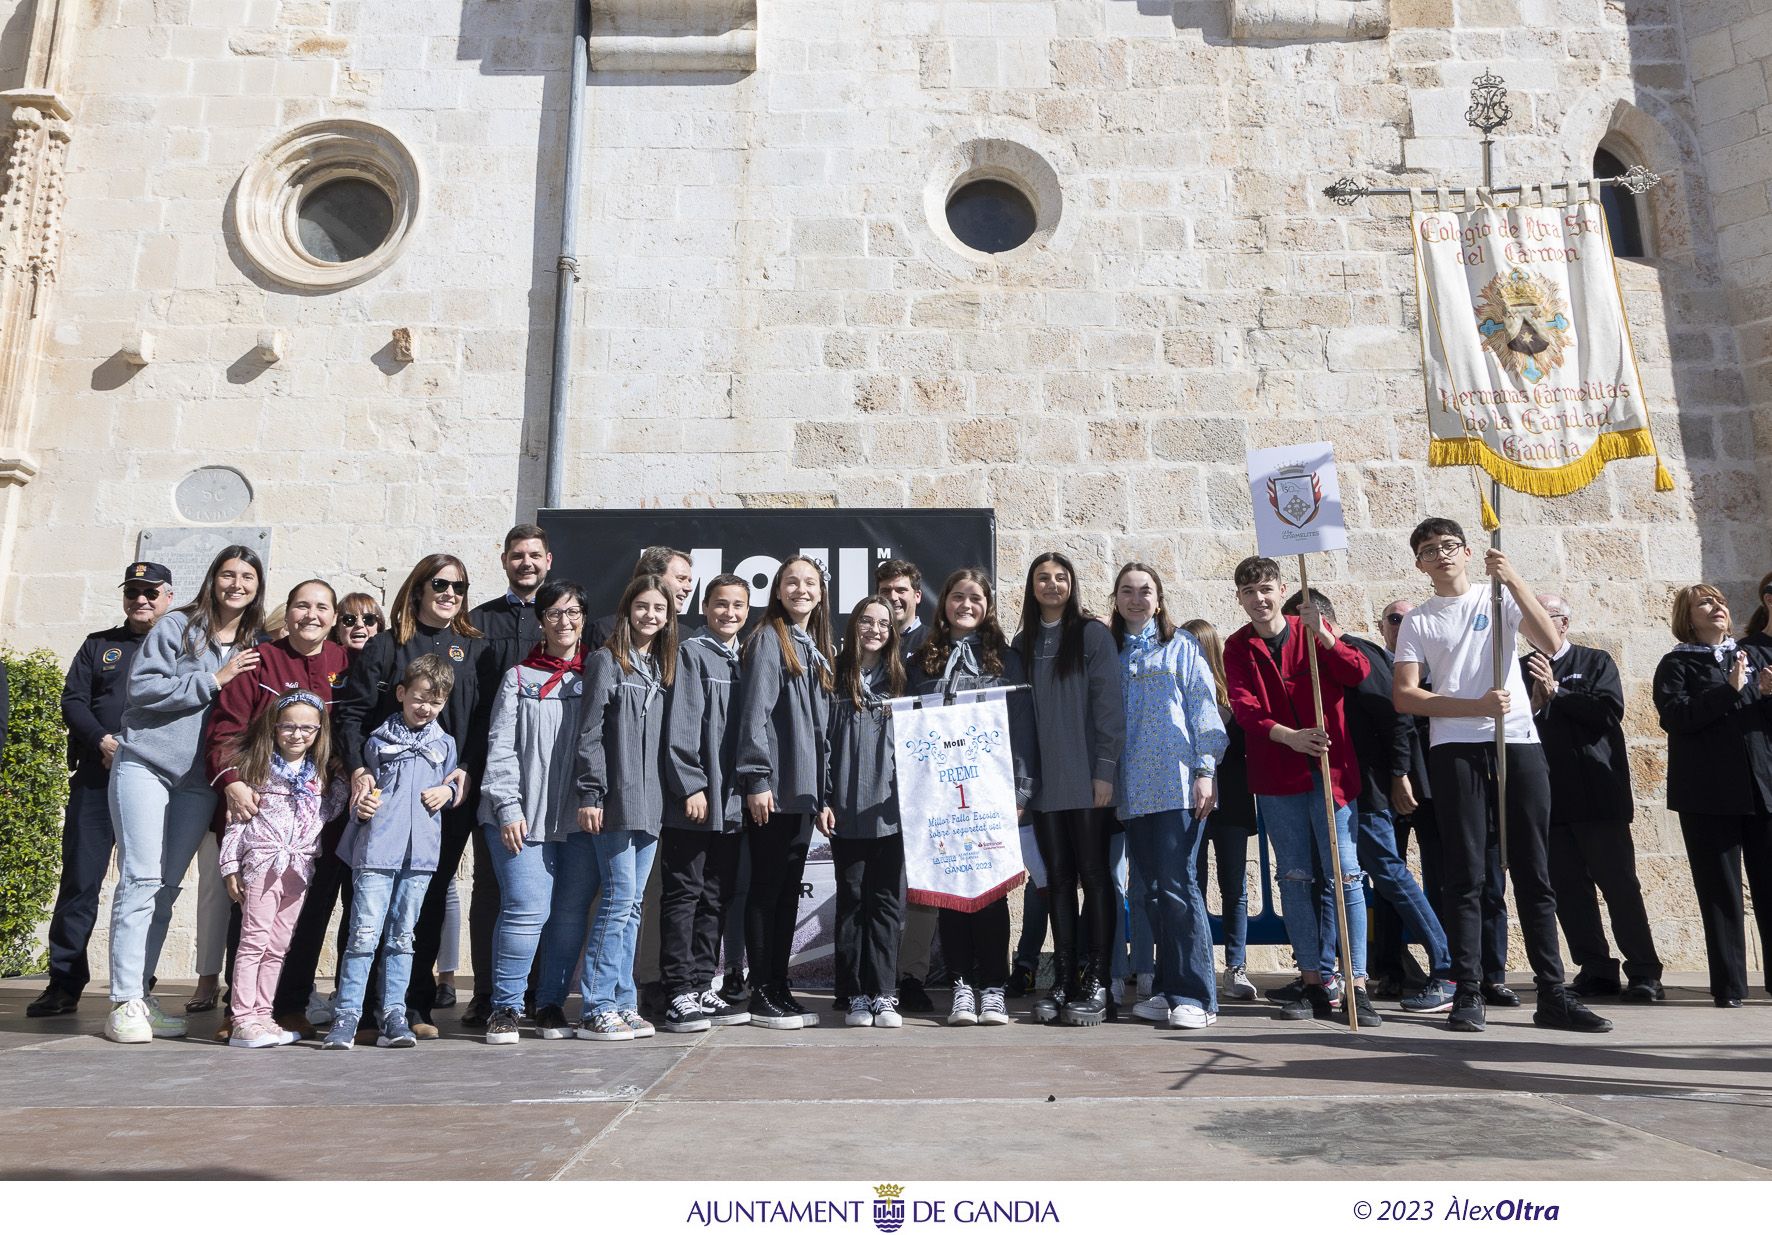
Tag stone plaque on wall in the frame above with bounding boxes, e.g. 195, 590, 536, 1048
135, 527, 271, 599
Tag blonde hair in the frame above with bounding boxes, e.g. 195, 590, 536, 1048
1671, 584, 1730, 644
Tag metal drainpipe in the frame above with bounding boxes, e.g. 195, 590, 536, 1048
543, 0, 590, 509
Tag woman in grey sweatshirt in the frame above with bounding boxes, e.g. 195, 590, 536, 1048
105, 546, 266, 1045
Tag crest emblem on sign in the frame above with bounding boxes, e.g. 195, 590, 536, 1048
1475, 267, 1571, 385
1267, 468, 1324, 529
872, 1184, 906, 1234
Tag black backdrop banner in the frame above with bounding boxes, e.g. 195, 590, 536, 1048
537, 507, 997, 632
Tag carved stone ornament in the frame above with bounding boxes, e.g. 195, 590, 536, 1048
1228, 0, 1390, 41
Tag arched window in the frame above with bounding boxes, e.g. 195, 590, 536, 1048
1594, 146, 1647, 260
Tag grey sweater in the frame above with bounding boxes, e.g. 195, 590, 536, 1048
478, 662, 585, 843
1020, 619, 1126, 812
827, 663, 899, 839
575, 647, 667, 835
736, 624, 833, 816
663, 635, 744, 832
117, 611, 235, 787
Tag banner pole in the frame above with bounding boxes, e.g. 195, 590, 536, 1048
1481, 127, 1510, 873
1297, 554, 1358, 1032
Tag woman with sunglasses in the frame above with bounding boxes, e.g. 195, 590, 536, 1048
332, 593, 388, 658
334, 554, 489, 1038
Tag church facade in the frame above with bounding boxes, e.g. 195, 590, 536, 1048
2, 0, 1770, 971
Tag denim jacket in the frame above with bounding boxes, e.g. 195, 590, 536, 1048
1116, 620, 1228, 820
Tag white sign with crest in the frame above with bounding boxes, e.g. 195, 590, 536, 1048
1246, 442, 1348, 558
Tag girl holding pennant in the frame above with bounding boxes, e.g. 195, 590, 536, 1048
908, 568, 1038, 1028
1013, 552, 1126, 1027
1112, 563, 1228, 1031
736, 556, 836, 1031
820, 595, 908, 1028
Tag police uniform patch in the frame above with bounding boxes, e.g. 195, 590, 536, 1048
448, 645, 465, 662
101, 647, 121, 668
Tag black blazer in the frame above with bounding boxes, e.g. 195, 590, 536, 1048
1524, 642, 1633, 825
1652, 644, 1772, 816
1342, 635, 1406, 814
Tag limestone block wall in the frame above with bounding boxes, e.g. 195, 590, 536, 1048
0, 0, 1763, 977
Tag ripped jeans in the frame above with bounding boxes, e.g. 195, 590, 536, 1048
1259, 774, 1367, 981
334, 862, 433, 1023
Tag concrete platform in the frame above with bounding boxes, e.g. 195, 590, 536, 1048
3, 976, 1770, 1181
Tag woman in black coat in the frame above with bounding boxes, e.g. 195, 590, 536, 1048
1652, 583, 1772, 1008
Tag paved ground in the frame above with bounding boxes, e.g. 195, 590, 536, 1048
2, 975, 1770, 1181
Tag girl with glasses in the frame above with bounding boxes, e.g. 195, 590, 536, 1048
215, 690, 349, 1047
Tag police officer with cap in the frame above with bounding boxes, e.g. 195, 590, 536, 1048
27, 562, 174, 1017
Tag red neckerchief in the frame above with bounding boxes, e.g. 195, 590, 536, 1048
520, 642, 583, 699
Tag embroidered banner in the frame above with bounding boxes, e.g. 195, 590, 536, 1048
1413, 195, 1670, 498
889, 693, 1025, 912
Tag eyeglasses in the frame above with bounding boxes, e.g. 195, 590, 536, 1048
123, 586, 162, 601
541, 607, 584, 623
853, 618, 893, 632
338, 613, 381, 629
1414, 539, 1466, 563
1383, 613, 1405, 626
1547, 613, 1571, 624
274, 723, 320, 737
428, 578, 469, 596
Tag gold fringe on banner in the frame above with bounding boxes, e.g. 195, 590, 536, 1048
1429, 428, 1661, 498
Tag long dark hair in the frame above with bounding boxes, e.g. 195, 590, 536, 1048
743, 555, 835, 692
606, 574, 677, 687
177, 545, 266, 658
1109, 561, 1177, 648
389, 553, 483, 643
1015, 551, 1087, 680
835, 595, 905, 711
920, 568, 1008, 680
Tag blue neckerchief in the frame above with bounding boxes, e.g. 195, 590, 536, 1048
376, 716, 447, 766
693, 632, 740, 669
941, 635, 981, 685
858, 661, 889, 707
1672, 637, 1738, 666
1124, 618, 1163, 672
790, 625, 831, 677
270, 752, 316, 798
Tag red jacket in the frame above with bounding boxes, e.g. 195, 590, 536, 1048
1223, 616, 1368, 807
204, 636, 351, 793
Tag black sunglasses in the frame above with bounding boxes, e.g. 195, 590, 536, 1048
1384, 613, 1404, 626
123, 585, 162, 601
339, 613, 381, 628
428, 578, 469, 596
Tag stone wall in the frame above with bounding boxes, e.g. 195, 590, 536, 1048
1, 0, 1764, 978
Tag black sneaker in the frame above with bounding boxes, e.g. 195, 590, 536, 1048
661, 992, 712, 1033
1265, 976, 1307, 1005
535, 1005, 570, 1040
1569, 970, 1622, 998
1620, 977, 1665, 1003
719, 969, 749, 1004
1534, 987, 1613, 1033
1448, 986, 1486, 1032
1061, 981, 1108, 1027
1276, 984, 1333, 1021
484, 1006, 521, 1045
1352, 987, 1383, 1028
1481, 982, 1520, 1008
749, 986, 802, 1031
1367, 974, 1404, 1000
459, 995, 492, 1028
1004, 964, 1036, 999
897, 974, 934, 1013
432, 984, 457, 1010
775, 985, 818, 1027
699, 988, 750, 1026
26, 986, 80, 1018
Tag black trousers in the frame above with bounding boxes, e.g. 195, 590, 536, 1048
832, 834, 905, 999
1676, 810, 1772, 1002
44, 779, 116, 996
658, 827, 743, 996
1550, 817, 1663, 982
937, 898, 1011, 989
1428, 742, 1564, 990
1031, 807, 1116, 987
406, 798, 497, 1015
744, 811, 813, 990
1370, 803, 1445, 981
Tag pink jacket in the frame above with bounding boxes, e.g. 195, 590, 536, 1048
218, 773, 349, 884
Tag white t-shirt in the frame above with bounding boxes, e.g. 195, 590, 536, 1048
1394, 587, 1539, 747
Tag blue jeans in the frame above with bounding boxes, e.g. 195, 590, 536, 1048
335, 863, 433, 1021
484, 829, 564, 1012
585, 830, 658, 1015
1261, 776, 1367, 981
1196, 821, 1250, 969
534, 832, 605, 1009
1311, 810, 1453, 979
1123, 809, 1216, 1013
106, 754, 218, 1002
1109, 832, 1156, 980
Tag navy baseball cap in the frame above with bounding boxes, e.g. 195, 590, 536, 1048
120, 562, 172, 588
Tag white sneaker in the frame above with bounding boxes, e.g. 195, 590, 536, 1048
1132, 994, 1169, 1023
870, 996, 902, 1028
1226, 966, 1257, 1002
1166, 1004, 1217, 1029
144, 994, 186, 1038
979, 988, 1009, 1026
844, 995, 875, 1027
948, 980, 979, 1026
105, 999, 153, 1044
1136, 973, 1154, 999
228, 1021, 284, 1048
306, 989, 336, 1027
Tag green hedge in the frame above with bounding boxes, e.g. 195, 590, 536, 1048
0, 647, 68, 977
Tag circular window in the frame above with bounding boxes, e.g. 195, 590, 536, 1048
297, 178, 396, 264
234, 119, 421, 291
945, 179, 1037, 254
